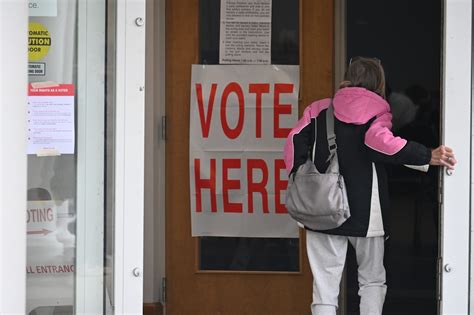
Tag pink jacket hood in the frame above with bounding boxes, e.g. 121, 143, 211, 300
333, 87, 390, 124
283, 87, 407, 173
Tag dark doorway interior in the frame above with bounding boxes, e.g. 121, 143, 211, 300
346, 1, 441, 314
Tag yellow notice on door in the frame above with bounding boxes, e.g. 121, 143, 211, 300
28, 22, 51, 61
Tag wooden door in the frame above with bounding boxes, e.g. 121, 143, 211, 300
165, 1, 334, 314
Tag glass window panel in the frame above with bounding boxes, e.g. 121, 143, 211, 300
27, 2, 79, 312
26, 1, 113, 313
199, 237, 299, 272
199, 0, 299, 65
198, 0, 299, 272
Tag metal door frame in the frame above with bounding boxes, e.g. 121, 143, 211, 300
440, 0, 472, 313
0, 1, 28, 313
113, 0, 147, 313
0, 0, 147, 313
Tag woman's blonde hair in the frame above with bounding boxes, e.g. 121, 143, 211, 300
339, 57, 386, 98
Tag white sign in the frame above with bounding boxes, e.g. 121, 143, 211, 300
29, 0, 57, 17
190, 65, 299, 237
27, 200, 57, 235
28, 63, 46, 76
28, 84, 75, 155
219, 0, 272, 64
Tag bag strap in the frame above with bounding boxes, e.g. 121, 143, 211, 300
312, 100, 337, 162
326, 101, 337, 157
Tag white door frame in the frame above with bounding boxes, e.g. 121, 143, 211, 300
75, 0, 106, 312
441, 0, 472, 314
0, 0, 147, 313
113, 0, 147, 313
0, 1, 28, 314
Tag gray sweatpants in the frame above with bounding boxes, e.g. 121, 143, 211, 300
306, 230, 387, 315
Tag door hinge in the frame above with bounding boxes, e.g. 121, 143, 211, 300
161, 115, 167, 141
438, 166, 446, 205
437, 257, 443, 302
161, 277, 167, 304
438, 182, 443, 205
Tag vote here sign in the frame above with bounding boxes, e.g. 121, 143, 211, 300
189, 65, 299, 237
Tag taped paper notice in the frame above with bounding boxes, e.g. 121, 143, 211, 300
219, 0, 272, 64
36, 149, 61, 157
28, 84, 75, 155
28, 0, 58, 17
31, 81, 59, 88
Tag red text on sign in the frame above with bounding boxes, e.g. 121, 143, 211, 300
194, 158, 288, 214
195, 82, 294, 139
223, 159, 242, 212
248, 83, 270, 138
221, 83, 245, 139
27, 207, 54, 223
27, 264, 75, 274
247, 159, 269, 213
194, 158, 217, 212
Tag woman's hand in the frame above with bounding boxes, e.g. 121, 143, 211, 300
430, 145, 457, 169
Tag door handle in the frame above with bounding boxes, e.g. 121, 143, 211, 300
132, 267, 142, 277
444, 264, 453, 273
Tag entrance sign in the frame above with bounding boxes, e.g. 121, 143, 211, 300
26, 200, 74, 275
219, 0, 272, 64
189, 65, 299, 237
27, 84, 75, 155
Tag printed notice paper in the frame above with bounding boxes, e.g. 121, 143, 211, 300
28, 84, 75, 155
219, 0, 272, 64
28, 0, 58, 17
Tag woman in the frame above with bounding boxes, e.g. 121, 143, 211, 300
283, 57, 456, 315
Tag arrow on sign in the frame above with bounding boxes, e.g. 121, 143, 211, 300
27, 229, 53, 236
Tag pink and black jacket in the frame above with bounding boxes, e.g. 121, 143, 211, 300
284, 87, 431, 237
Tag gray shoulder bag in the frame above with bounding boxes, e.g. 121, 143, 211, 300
285, 102, 351, 230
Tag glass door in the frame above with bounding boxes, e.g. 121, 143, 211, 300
25, 0, 145, 314
27, 0, 95, 312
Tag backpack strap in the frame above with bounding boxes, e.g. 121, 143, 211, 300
312, 116, 317, 162
326, 100, 337, 157
312, 99, 337, 162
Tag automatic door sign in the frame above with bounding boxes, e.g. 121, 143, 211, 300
28, 22, 51, 62
28, 63, 46, 76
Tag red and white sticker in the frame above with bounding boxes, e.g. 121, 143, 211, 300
27, 83, 75, 155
